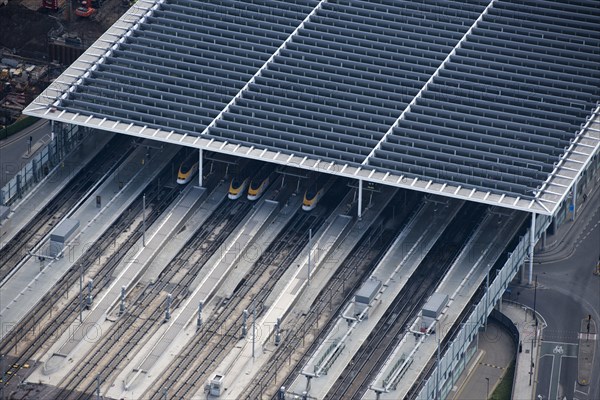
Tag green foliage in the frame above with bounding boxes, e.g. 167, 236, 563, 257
0, 116, 40, 140
490, 361, 515, 400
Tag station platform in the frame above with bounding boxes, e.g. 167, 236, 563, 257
31, 184, 207, 380
118, 196, 280, 394
106, 188, 302, 399
287, 198, 463, 399
288, 187, 397, 318
0, 131, 113, 252
141, 182, 228, 285
209, 187, 401, 399
207, 206, 355, 396
368, 210, 527, 400
0, 142, 179, 342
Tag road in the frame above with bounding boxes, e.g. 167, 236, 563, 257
0, 119, 51, 187
512, 181, 600, 400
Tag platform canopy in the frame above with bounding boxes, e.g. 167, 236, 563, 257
25, 0, 600, 215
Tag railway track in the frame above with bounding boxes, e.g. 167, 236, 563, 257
0, 134, 134, 282
404, 292, 479, 400
143, 184, 351, 400
242, 192, 421, 399
0, 153, 184, 387
324, 203, 487, 399
405, 215, 528, 400
54, 195, 253, 400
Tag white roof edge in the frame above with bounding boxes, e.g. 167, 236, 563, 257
21, 0, 598, 219
537, 104, 600, 211
22, 107, 558, 216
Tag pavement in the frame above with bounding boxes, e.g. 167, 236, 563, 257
577, 318, 596, 387
450, 301, 545, 400
452, 174, 600, 400
450, 319, 516, 400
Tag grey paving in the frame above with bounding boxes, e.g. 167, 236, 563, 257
450, 320, 515, 400
0, 119, 51, 187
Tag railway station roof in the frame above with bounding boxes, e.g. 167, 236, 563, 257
25, 0, 600, 216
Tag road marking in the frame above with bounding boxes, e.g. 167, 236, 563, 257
548, 353, 555, 400
577, 333, 597, 340
542, 340, 578, 345
478, 362, 505, 370
574, 380, 589, 395
556, 355, 565, 400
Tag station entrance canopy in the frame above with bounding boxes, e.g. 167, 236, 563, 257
24, 0, 600, 216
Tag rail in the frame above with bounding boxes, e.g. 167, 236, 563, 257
0, 155, 182, 386
411, 214, 551, 400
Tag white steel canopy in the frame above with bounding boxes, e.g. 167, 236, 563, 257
25, 0, 600, 215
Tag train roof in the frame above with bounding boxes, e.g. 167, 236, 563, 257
24, 0, 600, 216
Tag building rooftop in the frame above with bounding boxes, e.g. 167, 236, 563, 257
25, 0, 600, 215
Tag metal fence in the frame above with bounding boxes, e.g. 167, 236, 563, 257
416, 214, 552, 400
0, 123, 81, 206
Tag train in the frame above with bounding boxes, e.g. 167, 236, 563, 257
302, 175, 331, 211
247, 165, 272, 201
176, 159, 198, 185
228, 175, 250, 200
302, 184, 324, 211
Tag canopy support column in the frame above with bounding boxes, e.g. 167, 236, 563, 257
358, 179, 363, 219
528, 212, 536, 286
198, 149, 203, 187
571, 179, 578, 221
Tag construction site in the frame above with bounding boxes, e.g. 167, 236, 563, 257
0, 0, 127, 126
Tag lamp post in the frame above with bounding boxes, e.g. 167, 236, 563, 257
485, 377, 490, 400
